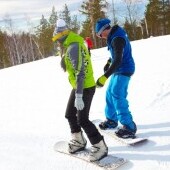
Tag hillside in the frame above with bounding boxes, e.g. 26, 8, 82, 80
0, 35, 170, 170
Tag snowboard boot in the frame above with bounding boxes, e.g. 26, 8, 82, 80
115, 122, 137, 139
99, 118, 118, 130
89, 138, 108, 162
68, 131, 87, 154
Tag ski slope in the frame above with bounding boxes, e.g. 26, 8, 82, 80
0, 35, 170, 170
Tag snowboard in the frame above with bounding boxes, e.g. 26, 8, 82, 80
54, 141, 127, 170
93, 119, 148, 146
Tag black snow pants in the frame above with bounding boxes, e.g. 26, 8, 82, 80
65, 86, 103, 145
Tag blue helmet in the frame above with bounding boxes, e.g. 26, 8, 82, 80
95, 18, 111, 35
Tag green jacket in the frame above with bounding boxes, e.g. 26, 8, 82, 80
63, 32, 95, 94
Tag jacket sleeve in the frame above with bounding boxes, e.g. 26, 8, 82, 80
67, 43, 84, 95
104, 37, 125, 78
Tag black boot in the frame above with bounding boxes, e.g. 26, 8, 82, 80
115, 122, 137, 139
99, 118, 118, 130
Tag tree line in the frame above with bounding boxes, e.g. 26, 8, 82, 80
0, 0, 170, 69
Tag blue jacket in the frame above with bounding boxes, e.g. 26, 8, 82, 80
106, 26, 135, 76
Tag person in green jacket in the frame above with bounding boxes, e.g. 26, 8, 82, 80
52, 19, 108, 162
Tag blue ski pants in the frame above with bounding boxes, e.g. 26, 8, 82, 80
105, 74, 134, 129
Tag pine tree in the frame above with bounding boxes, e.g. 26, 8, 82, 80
49, 6, 58, 26
0, 30, 10, 68
36, 15, 53, 57
70, 15, 80, 33
160, 0, 170, 35
60, 4, 72, 29
59, 4, 80, 33
145, 0, 170, 36
80, 0, 107, 48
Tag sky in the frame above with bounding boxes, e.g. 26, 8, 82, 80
0, 0, 147, 32
0, 0, 84, 32
0, 0, 83, 18
0, 34, 170, 170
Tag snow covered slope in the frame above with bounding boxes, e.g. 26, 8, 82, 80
0, 35, 170, 170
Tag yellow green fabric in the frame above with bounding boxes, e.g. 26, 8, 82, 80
96, 75, 107, 87
63, 32, 95, 89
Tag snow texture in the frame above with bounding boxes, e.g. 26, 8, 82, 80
0, 35, 170, 170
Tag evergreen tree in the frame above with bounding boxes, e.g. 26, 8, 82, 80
48, 7, 58, 55
124, 19, 134, 40
80, 19, 91, 38
80, 0, 107, 48
49, 6, 58, 26
40, 15, 48, 29
160, 0, 170, 35
60, 4, 72, 29
71, 15, 80, 33
145, 0, 170, 36
36, 15, 53, 57
0, 30, 10, 68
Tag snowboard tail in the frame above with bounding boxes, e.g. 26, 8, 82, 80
54, 141, 127, 170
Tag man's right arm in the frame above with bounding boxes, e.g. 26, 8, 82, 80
104, 37, 125, 78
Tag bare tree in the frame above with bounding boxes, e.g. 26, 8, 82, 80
25, 15, 36, 61
4, 15, 21, 65
121, 0, 144, 39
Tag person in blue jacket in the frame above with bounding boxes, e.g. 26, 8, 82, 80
95, 18, 137, 139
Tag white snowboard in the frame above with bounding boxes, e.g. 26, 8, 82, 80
54, 141, 127, 170
93, 119, 148, 146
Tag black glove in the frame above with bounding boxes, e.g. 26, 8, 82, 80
104, 58, 111, 73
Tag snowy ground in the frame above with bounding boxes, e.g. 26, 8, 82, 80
0, 35, 170, 170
